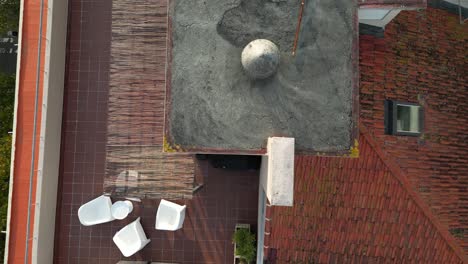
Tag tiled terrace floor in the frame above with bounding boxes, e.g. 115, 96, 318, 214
54, 0, 259, 262
55, 159, 259, 264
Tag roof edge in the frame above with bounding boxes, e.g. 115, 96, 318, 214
429, 0, 468, 17
360, 124, 467, 262
358, 0, 427, 9
4, 0, 26, 261
31, 0, 68, 262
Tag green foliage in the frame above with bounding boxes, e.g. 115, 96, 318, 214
0, 0, 19, 259
233, 228, 256, 264
0, 0, 20, 34
0, 73, 15, 135
0, 72, 15, 261
0, 135, 11, 260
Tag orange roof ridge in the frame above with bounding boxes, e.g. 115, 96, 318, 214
359, 123, 468, 262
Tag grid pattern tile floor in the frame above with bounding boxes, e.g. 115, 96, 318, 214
55, 159, 259, 264
54, 0, 259, 262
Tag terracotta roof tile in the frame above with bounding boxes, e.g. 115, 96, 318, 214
359, 7, 468, 253
265, 134, 464, 263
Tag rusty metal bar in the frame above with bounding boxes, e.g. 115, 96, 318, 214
292, 0, 306, 56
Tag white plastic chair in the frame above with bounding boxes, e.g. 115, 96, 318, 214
113, 217, 151, 257
78, 195, 115, 226
155, 199, 186, 231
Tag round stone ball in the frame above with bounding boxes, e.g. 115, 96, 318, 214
241, 39, 280, 79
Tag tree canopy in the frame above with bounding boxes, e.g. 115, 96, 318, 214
0, 73, 15, 134
0, 0, 20, 34
0, 72, 15, 261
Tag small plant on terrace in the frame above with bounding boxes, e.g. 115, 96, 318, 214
232, 228, 256, 264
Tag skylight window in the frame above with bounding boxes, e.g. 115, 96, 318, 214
385, 100, 423, 136
358, 8, 402, 28
358, 9, 391, 20
396, 104, 420, 133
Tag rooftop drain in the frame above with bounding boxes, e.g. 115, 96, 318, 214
241, 39, 280, 79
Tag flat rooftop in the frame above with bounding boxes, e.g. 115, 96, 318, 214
165, 0, 358, 154
55, 2, 259, 262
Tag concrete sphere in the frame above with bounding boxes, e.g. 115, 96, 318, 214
241, 39, 280, 79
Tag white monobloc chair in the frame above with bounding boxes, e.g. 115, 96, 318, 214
78, 195, 115, 226
113, 217, 150, 257
155, 199, 186, 231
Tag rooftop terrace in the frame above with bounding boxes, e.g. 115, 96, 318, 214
55, 1, 259, 263
6, 0, 468, 263
56, 160, 259, 263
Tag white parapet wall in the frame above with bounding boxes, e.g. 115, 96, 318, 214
31, 0, 68, 262
260, 137, 294, 206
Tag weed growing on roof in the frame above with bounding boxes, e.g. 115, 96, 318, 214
349, 139, 359, 158
163, 137, 184, 152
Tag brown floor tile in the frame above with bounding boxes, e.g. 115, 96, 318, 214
54, 0, 260, 262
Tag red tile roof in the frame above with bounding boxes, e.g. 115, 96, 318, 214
360, 7, 468, 252
265, 133, 465, 263
6, 0, 48, 262
265, 7, 468, 263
